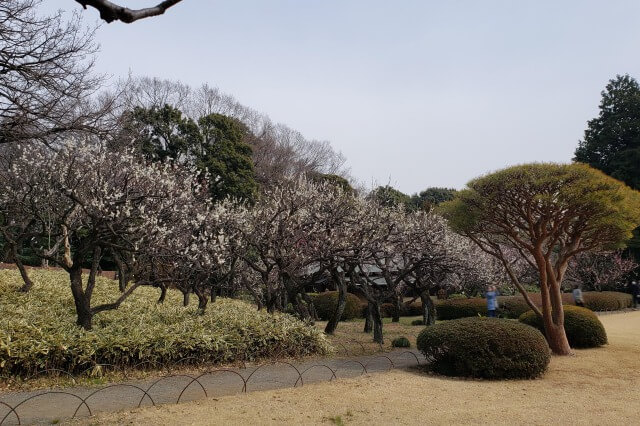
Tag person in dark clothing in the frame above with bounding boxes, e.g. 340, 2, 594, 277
629, 281, 639, 309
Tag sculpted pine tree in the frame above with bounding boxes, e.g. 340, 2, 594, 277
442, 163, 640, 355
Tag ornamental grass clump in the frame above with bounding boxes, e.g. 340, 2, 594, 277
0, 269, 330, 376
417, 317, 550, 379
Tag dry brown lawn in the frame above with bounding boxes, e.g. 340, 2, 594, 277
315, 316, 423, 357
77, 311, 640, 426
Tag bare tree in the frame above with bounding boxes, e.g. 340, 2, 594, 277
0, 0, 111, 145
75, 0, 183, 23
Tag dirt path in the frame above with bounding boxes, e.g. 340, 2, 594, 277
77, 311, 640, 426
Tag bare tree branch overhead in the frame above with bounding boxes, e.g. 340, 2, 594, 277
75, 0, 183, 23
0, 0, 113, 146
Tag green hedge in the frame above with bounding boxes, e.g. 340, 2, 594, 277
435, 298, 486, 320
432, 291, 631, 321
0, 270, 330, 376
519, 306, 608, 348
583, 292, 632, 311
312, 291, 364, 321
417, 317, 550, 379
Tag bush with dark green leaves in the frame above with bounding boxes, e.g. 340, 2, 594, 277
519, 305, 608, 348
417, 317, 550, 379
435, 298, 486, 320
312, 291, 364, 321
498, 297, 533, 318
392, 336, 411, 348
583, 292, 632, 311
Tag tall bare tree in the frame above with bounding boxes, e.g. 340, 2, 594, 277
0, 0, 110, 145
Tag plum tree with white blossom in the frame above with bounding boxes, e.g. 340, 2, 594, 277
0, 141, 228, 329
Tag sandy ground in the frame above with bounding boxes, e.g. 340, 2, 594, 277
78, 311, 640, 426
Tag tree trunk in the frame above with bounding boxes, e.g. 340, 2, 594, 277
325, 277, 346, 335
157, 285, 167, 304
363, 302, 373, 333
392, 294, 400, 323
69, 267, 93, 330
182, 291, 190, 307
535, 253, 572, 355
295, 293, 312, 322
112, 252, 129, 292
196, 289, 208, 313
544, 320, 572, 355
371, 302, 384, 344
420, 291, 436, 326
12, 246, 34, 292
544, 283, 572, 355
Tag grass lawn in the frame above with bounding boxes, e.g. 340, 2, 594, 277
314, 317, 425, 357
84, 311, 640, 425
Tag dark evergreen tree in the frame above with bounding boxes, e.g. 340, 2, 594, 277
409, 187, 457, 211
574, 74, 640, 258
198, 113, 258, 202
122, 105, 257, 202
368, 185, 410, 208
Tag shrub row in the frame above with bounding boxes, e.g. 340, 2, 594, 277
519, 306, 608, 348
417, 317, 550, 379
311, 290, 631, 322
0, 270, 330, 376
433, 291, 631, 320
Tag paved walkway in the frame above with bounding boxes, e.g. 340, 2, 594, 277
0, 349, 425, 425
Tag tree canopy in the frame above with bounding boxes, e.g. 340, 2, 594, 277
409, 187, 457, 210
123, 104, 257, 202
368, 185, 410, 208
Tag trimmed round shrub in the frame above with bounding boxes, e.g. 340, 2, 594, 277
312, 291, 364, 321
411, 319, 424, 326
392, 336, 411, 348
417, 317, 550, 379
583, 291, 632, 311
519, 305, 607, 348
435, 298, 486, 320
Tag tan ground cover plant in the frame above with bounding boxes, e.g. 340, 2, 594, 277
0, 269, 329, 376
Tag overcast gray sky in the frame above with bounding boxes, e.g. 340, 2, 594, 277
56, 0, 640, 193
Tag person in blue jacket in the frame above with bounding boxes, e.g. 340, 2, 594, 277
486, 285, 498, 317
